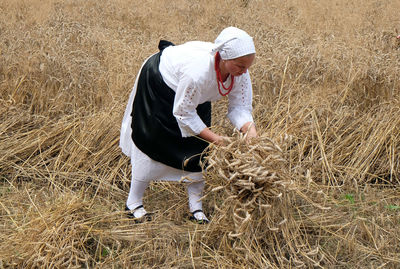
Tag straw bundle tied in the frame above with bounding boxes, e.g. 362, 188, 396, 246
203, 132, 328, 267
203, 125, 400, 267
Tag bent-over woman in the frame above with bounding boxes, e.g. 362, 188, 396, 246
119, 26, 257, 223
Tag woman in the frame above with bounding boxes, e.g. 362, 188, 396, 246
119, 27, 257, 223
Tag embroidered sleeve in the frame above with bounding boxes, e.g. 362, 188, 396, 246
227, 72, 254, 130
173, 77, 207, 137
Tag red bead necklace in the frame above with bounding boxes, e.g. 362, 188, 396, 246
214, 52, 234, 96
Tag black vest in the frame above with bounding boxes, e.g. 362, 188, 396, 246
131, 41, 211, 172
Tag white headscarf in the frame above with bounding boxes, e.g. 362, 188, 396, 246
211, 27, 256, 60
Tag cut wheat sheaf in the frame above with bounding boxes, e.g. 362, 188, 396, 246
202, 132, 328, 267
210, 136, 290, 228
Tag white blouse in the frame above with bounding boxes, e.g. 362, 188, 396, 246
119, 41, 254, 182
159, 41, 254, 137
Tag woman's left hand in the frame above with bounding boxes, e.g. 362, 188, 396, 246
240, 122, 257, 140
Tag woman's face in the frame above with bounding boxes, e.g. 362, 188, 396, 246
224, 54, 255, 76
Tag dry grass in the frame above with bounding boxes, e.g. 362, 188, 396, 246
1, 0, 400, 268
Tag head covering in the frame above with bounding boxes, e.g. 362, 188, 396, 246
211, 27, 256, 60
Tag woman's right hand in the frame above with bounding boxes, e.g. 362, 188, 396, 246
199, 127, 229, 146
215, 135, 231, 146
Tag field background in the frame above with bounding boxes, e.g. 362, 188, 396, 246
1, 0, 400, 268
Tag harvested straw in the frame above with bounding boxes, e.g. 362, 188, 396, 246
203, 131, 400, 268
1, 0, 400, 267
204, 133, 328, 267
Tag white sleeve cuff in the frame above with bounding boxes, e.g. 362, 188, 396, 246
176, 117, 207, 137
227, 107, 254, 131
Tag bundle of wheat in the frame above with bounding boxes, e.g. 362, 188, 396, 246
203, 133, 328, 267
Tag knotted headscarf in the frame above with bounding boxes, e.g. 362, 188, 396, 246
211, 27, 256, 60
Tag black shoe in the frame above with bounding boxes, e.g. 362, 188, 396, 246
125, 205, 153, 223
189, 209, 210, 224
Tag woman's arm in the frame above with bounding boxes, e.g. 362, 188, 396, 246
199, 127, 227, 145
173, 78, 207, 137
199, 122, 256, 146
227, 73, 255, 133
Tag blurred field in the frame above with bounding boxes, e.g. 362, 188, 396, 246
1, 0, 399, 268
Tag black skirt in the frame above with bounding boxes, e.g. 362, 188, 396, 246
130, 41, 211, 172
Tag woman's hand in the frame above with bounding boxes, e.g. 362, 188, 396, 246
215, 135, 231, 146
240, 122, 257, 141
199, 127, 229, 146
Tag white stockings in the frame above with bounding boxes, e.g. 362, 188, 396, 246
126, 179, 205, 216
186, 180, 205, 213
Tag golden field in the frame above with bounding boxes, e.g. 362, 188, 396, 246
0, 0, 399, 268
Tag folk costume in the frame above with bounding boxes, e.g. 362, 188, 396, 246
119, 27, 256, 222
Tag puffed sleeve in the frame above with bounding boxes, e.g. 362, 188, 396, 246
173, 76, 207, 137
227, 72, 254, 130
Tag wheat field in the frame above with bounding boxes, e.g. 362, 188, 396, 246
1, 0, 399, 268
